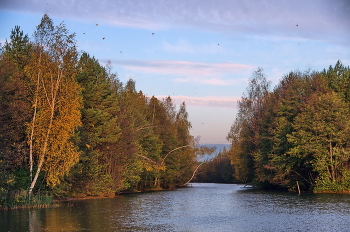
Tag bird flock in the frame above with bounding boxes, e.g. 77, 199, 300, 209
81, 22, 301, 59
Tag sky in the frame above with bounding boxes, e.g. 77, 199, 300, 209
1, 0, 349, 144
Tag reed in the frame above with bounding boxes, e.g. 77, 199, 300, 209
0, 189, 54, 210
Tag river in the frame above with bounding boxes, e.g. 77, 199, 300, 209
2, 183, 350, 231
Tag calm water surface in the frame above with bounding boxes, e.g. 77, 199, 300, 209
2, 183, 350, 231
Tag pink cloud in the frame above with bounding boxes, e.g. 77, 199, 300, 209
151, 95, 240, 108
113, 59, 253, 85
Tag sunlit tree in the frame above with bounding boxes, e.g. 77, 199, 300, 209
227, 68, 270, 183
25, 14, 82, 194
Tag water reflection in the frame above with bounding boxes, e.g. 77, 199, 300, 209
2, 183, 350, 231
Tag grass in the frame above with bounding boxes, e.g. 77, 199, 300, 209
0, 189, 54, 210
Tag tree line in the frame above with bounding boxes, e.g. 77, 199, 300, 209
227, 63, 350, 193
0, 14, 214, 202
193, 148, 234, 183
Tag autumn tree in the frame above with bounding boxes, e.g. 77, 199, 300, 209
227, 68, 270, 184
167, 102, 197, 186
25, 14, 82, 194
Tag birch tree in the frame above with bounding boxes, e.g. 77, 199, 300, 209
227, 68, 270, 183
25, 14, 81, 194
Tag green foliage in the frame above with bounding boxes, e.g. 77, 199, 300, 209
288, 91, 350, 190
227, 62, 350, 192
67, 52, 122, 196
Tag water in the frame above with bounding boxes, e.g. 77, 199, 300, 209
2, 183, 350, 231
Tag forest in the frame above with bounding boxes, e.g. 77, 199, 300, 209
0, 14, 214, 208
227, 63, 350, 193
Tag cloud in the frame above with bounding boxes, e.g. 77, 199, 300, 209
151, 95, 240, 108
111, 59, 253, 85
1, 0, 349, 45
174, 77, 241, 86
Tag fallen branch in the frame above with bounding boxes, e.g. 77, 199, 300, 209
180, 162, 206, 186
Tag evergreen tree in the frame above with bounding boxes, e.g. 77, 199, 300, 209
0, 26, 32, 191
67, 53, 122, 196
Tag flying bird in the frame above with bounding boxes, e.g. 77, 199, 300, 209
102, 37, 105, 40
96, 24, 98, 26
152, 33, 154, 35
296, 24, 298, 27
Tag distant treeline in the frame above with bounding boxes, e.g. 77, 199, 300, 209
193, 148, 234, 183
227, 63, 350, 193
0, 14, 214, 203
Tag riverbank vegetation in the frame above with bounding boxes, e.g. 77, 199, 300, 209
0, 14, 214, 209
227, 63, 350, 193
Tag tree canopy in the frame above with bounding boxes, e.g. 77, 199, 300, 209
227, 62, 350, 192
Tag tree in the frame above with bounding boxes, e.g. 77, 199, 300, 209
0, 26, 33, 192
169, 102, 197, 186
67, 53, 122, 196
25, 14, 82, 194
227, 68, 270, 184
265, 71, 311, 188
3, 26, 32, 69
288, 91, 350, 192
322, 61, 350, 102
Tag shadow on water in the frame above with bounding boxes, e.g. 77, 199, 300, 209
2, 183, 350, 231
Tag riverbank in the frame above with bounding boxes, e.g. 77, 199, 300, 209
1, 186, 178, 210
55, 187, 172, 202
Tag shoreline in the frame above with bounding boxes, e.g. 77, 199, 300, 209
55, 187, 171, 202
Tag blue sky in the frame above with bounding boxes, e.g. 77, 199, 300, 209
1, 0, 349, 144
